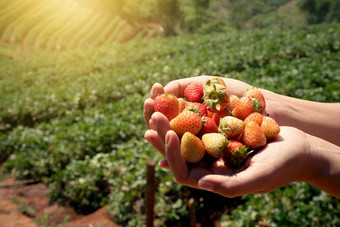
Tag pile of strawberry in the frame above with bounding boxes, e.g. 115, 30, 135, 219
153, 77, 280, 168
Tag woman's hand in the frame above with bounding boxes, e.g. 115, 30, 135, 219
147, 111, 310, 197
143, 76, 340, 198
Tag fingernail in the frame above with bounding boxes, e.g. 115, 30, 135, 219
198, 179, 215, 191
165, 131, 171, 146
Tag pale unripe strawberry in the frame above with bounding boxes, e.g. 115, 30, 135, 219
170, 111, 202, 137
227, 95, 240, 113
180, 132, 206, 163
202, 133, 227, 158
261, 116, 280, 140
153, 93, 179, 121
232, 96, 253, 120
244, 87, 266, 113
218, 116, 245, 139
209, 77, 226, 86
241, 121, 267, 149
178, 98, 187, 114
244, 112, 264, 126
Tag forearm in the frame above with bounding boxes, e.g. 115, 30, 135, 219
304, 133, 340, 198
263, 90, 340, 146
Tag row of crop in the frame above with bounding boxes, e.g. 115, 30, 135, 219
1, 42, 339, 227
0, 24, 338, 131
2, 39, 339, 180
0, 93, 243, 226
0, 0, 129, 49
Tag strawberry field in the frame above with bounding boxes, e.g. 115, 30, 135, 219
1, 23, 340, 226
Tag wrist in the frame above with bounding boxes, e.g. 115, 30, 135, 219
303, 133, 340, 198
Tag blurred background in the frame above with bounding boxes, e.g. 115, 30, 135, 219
0, 0, 339, 226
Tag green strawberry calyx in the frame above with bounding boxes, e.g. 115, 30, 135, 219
203, 84, 228, 111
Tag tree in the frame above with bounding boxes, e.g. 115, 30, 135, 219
299, 0, 340, 24
157, 0, 180, 36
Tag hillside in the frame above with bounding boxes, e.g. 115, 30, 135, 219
0, 0, 142, 49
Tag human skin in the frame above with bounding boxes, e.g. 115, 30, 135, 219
143, 76, 340, 198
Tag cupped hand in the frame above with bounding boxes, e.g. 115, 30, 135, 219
144, 76, 311, 197
148, 113, 310, 197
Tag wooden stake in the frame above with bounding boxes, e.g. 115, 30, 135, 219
188, 197, 196, 227
146, 160, 155, 227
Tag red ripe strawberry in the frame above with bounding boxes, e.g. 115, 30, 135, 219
207, 109, 228, 127
153, 93, 179, 121
244, 112, 264, 126
241, 121, 267, 150
181, 132, 206, 163
222, 140, 251, 169
197, 116, 218, 137
184, 84, 204, 103
170, 111, 202, 137
186, 102, 207, 117
244, 87, 266, 113
218, 116, 245, 139
202, 133, 227, 158
178, 98, 187, 114
203, 83, 230, 113
232, 96, 253, 120
261, 116, 280, 140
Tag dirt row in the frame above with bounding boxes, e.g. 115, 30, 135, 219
0, 178, 120, 227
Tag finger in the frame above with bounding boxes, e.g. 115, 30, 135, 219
150, 83, 164, 99
158, 158, 170, 169
197, 165, 268, 198
165, 130, 210, 188
164, 76, 210, 97
149, 119, 156, 130
144, 98, 154, 129
144, 129, 165, 156
151, 112, 171, 147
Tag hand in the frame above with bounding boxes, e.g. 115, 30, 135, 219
148, 111, 310, 197
143, 76, 340, 198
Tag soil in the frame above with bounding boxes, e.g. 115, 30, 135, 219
0, 178, 120, 227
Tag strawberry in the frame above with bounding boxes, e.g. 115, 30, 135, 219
244, 87, 266, 113
184, 84, 204, 103
207, 109, 227, 127
180, 132, 206, 163
170, 111, 202, 137
241, 121, 267, 150
201, 133, 227, 158
244, 112, 264, 126
209, 77, 226, 87
197, 116, 218, 137
222, 140, 251, 169
218, 116, 245, 139
203, 81, 230, 113
153, 93, 179, 121
178, 98, 187, 114
186, 102, 207, 117
226, 95, 239, 114
261, 116, 280, 140
232, 96, 253, 120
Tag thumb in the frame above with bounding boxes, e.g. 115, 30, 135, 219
198, 167, 269, 197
